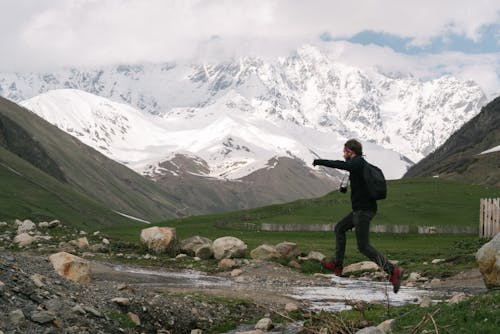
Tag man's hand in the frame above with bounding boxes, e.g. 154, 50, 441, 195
313, 159, 318, 166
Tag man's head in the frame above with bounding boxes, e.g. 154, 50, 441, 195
343, 139, 362, 160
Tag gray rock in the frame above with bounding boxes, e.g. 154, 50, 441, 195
48, 220, 61, 228
213, 237, 247, 259
419, 296, 434, 308
30, 273, 45, 288
407, 272, 422, 282
306, 251, 326, 262
355, 326, 385, 334
377, 319, 395, 333
17, 219, 36, 234
255, 317, 273, 330
71, 304, 86, 315
250, 244, 280, 261
181, 236, 213, 259
82, 305, 102, 317
9, 309, 26, 325
39, 222, 50, 228
127, 312, 141, 326
476, 232, 500, 289
31, 310, 56, 324
448, 292, 469, 304
140, 226, 178, 255
112, 297, 130, 306
275, 242, 299, 259
14, 233, 35, 247
284, 303, 298, 312
343, 261, 379, 275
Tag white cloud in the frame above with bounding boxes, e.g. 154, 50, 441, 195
0, 0, 499, 97
320, 41, 500, 98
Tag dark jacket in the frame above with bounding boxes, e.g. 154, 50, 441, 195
314, 156, 377, 212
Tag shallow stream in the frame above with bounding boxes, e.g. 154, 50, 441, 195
99, 263, 442, 311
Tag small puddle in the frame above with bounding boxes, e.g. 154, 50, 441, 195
290, 275, 435, 312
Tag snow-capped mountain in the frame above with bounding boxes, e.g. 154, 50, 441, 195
20, 89, 410, 180
2, 45, 487, 164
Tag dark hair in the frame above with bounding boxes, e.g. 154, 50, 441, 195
345, 139, 363, 156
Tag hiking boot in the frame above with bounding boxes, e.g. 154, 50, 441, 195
389, 267, 404, 293
321, 260, 343, 276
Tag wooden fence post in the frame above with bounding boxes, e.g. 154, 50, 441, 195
480, 198, 500, 238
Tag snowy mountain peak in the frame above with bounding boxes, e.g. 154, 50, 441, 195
21, 89, 412, 181
2, 45, 487, 165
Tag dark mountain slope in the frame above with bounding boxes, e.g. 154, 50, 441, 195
404, 96, 500, 186
150, 155, 339, 213
0, 97, 190, 222
0, 146, 135, 227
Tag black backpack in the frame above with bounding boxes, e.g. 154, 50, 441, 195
363, 161, 387, 200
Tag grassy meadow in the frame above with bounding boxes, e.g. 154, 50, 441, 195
101, 178, 499, 277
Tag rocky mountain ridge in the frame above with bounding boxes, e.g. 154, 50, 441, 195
404, 95, 500, 186
0, 45, 487, 164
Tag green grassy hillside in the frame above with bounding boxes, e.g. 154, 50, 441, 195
0, 146, 135, 228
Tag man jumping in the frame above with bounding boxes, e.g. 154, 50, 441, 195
313, 139, 404, 293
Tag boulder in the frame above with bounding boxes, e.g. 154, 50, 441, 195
407, 272, 423, 283
48, 220, 61, 228
448, 292, 469, 305
275, 242, 299, 259
140, 226, 177, 255
377, 319, 395, 333
306, 251, 326, 262
16, 219, 36, 234
250, 244, 281, 260
112, 297, 130, 306
231, 269, 243, 277
38, 221, 49, 228
476, 232, 500, 289
127, 312, 141, 326
255, 317, 273, 331
288, 260, 301, 269
9, 309, 25, 326
343, 261, 379, 275
285, 303, 299, 312
30, 310, 56, 324
355, 327, 385, 334
14, 233, 35, 247
213, 237, 247, 259
49, 252, 92, 284
218, 258, 237, 270
419, 296, 433, 308
180, 236, 213, 259
77, 237, 89, 249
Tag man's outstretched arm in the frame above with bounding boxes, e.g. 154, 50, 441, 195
313, 159, 352, 171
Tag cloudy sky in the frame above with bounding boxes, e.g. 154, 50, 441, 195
1, 0, 500, 96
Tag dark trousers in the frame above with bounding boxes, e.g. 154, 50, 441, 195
334, 210, 394, 275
